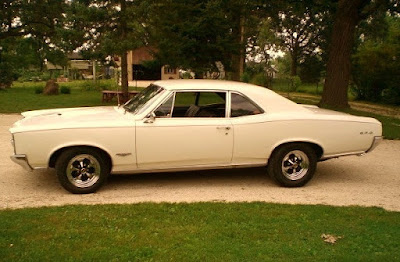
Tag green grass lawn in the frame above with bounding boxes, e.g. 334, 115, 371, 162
0, 87, 105, 113
0, 80, 143, 113
0, 203, 399, 261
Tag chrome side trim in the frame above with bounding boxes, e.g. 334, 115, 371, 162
366, 136, 383, 153
10, 154, 33, 171
116, 153, 132, 157
320, 151, 366, 161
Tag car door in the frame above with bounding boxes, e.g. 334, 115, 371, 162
229, 91, 267, 166
135, 90, 233, 169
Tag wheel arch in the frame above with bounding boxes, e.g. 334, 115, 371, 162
268, 140, 324, 163
49, 145, 113, 169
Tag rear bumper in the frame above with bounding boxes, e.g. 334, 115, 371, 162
366, 136, 383, 153
10, 154, 33, 171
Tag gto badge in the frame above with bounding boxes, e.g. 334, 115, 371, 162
360, 131, 373, 135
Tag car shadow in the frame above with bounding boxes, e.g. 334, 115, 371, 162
30, 160, 363, 194
107, 167, 274, 188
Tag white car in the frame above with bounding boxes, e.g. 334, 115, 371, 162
10, 80, 382, 193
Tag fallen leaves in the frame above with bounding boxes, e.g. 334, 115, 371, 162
321, 234, 343, 244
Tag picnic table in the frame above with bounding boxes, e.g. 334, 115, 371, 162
102, 90, 140, 103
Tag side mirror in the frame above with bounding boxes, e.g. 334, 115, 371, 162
144, 112, 156, 124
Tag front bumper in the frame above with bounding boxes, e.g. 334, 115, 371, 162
10, 154, 33, 171
366, 136, 383, 153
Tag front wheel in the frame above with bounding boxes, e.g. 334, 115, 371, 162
55, 148, 110, 194
267, 143, 317, 187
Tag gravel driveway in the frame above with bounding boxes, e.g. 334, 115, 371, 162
1, 114, 400, 211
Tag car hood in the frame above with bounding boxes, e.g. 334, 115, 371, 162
10, 106, 133, 133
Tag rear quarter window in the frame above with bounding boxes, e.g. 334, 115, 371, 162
231, 93, 263, 117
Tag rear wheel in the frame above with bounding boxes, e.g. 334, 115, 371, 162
267, 143, 317, 187
55, 148, 110, 194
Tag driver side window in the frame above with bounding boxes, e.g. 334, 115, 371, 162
154, 91, 227, 118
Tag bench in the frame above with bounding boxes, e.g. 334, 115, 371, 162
102, 90, 140, 103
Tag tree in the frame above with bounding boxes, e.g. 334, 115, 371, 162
70, 0, 144, 99
320, 0, 400, 108
270, 0, 332, 76
352, 16, 400, 105
299, 54, 324, 85
0, 0, 69, 86
247, 18, 278, 66
146, 0, 267, 80
0, 0, 67, 40
146, 0, 237, 78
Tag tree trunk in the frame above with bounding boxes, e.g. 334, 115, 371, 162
120, 0, 129, 102
290, 40, 299, 76
231, 55, 241, 81
319, 0, 363, 108
231, 16, 245, 81
290, 51, 297, 76
92, 60, 96, 81
121, 50, 129, 101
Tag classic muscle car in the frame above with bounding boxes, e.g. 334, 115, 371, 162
10, 80, 382, 193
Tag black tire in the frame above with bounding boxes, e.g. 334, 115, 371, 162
55, 147, 110, 194
267, 143, 317, 187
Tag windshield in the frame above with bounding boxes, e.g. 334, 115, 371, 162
123, 84, 164, 114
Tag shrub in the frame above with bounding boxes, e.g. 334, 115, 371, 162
290, 76, 302, 92
280, 75, 302, 92
351, 16, 400, 105
60, 86, 71, 94
18, 70, 51, 82
34, 87, 44, 94
0, 62, 14, 89
251, 73, 269, 87
381, 87, 400, 105
81, 80, 110, 91
299, 55, 323, 84
240, 72, 251, 83
182, 72, 192, 79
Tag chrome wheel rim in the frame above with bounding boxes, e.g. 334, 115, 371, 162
66, 154, 101, 188
281, 150, 309, 181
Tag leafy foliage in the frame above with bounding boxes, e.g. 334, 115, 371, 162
60, 86, 71, 94
352, 16, 400, 105
320, 0, 400, 108
147, 0, 238, 76
299, 55, 324, 84
0, 62, 15, 89
34, 86, 43, 94
269, 0, 333, 76
0, 0, 67, 41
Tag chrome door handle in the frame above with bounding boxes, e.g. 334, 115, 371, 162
217, 126, 231, 130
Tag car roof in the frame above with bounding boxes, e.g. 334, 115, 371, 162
153, 79, 265, 92
152, 79, 308, 114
